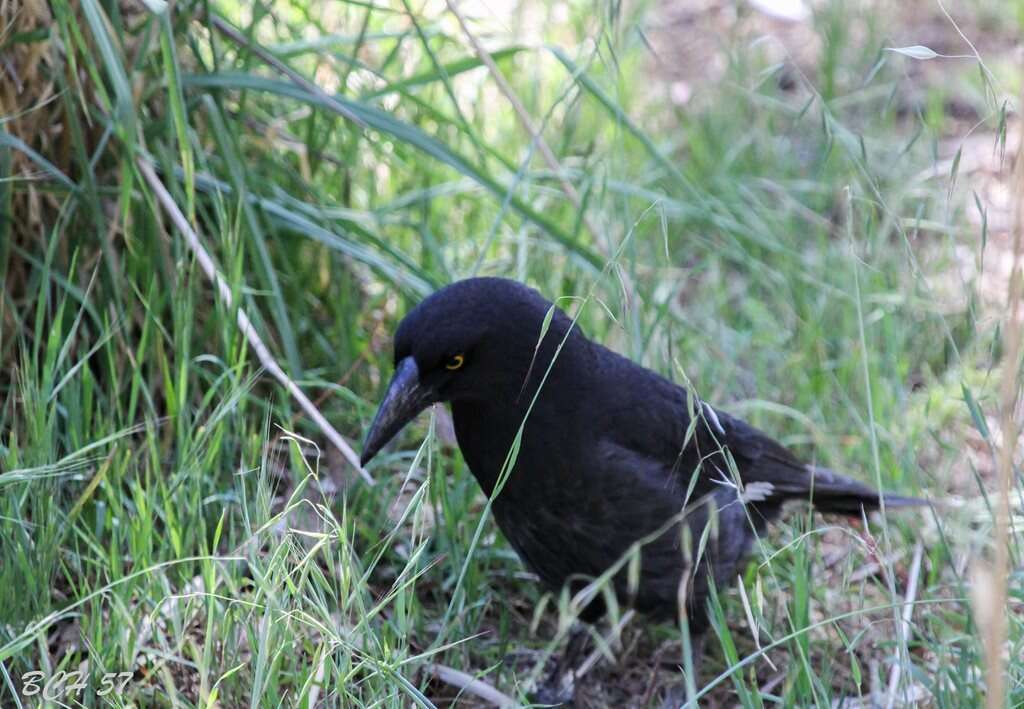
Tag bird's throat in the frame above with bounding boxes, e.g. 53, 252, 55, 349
449, 338, 593, 498
449, 398, 531, 497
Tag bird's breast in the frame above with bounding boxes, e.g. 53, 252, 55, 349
449, 398, 577, 495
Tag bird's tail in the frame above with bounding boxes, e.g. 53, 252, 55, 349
803, 465, 927, 516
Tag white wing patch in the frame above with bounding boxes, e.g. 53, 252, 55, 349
741, 481, 775, 503
709, 468, 774, 505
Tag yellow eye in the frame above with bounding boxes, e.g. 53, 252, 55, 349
445, 354, 465, 370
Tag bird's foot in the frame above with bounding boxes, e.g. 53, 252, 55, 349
532, 668, 577, 706
660, 631, 706, 708
530, 624, 591, 706
660, 683, 684, 709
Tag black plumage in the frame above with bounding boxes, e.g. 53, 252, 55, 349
360, 277, 922, 689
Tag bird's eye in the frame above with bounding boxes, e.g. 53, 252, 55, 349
445, 354, 465, 371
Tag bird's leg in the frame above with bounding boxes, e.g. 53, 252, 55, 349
533, 624, 591, 706
684, 630, 706, 689
661, 630, 707, 709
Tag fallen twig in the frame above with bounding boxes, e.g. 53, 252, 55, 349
426, 662, 517, 707
137, 157, 373, 485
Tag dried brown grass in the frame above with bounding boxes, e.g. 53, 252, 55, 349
1, 0, 60, 246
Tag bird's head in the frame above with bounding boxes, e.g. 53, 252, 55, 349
360, 277, 578, 465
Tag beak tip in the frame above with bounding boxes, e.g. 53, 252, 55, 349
360, 436, 380, 467
360, 357, 427, 470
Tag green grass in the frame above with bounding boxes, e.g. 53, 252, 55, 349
1, 0, 1022, 706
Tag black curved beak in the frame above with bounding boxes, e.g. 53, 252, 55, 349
361, 357, 436, 466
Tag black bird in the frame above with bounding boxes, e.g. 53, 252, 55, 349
361, 277, 921, 699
